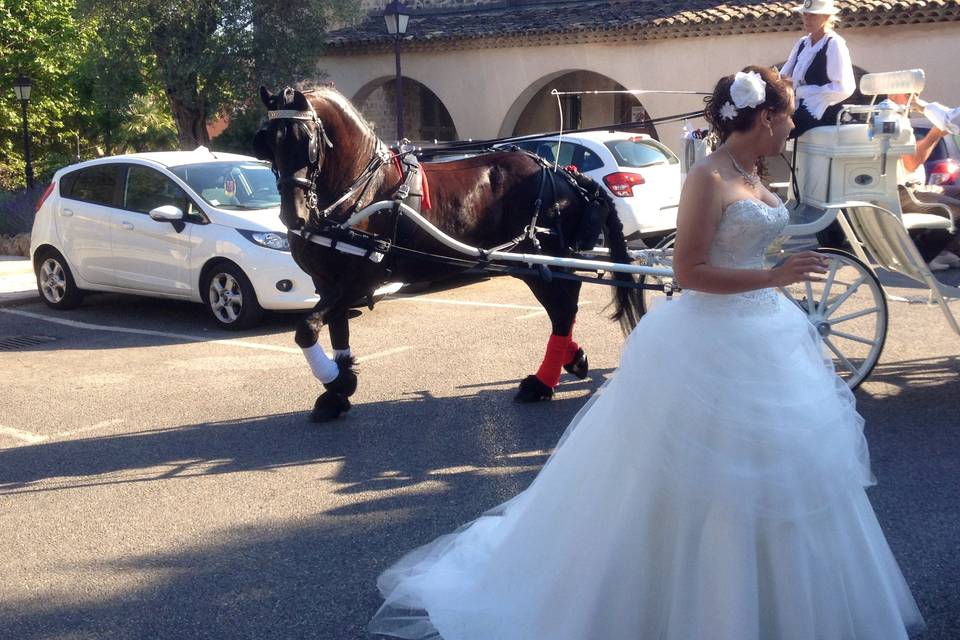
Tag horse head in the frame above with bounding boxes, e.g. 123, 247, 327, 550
254, 86, 381, 231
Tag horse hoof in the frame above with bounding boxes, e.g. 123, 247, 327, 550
563, 348, 589, 379
310, 391, 352, 422
514, 375, 554, 403
323, 355, 358, 396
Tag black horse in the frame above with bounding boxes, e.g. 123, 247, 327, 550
253, 86, 643, 422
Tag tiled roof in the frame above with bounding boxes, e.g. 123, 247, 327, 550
324, 0, 960, 53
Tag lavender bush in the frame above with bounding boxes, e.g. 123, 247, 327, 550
0, 184, 48, 236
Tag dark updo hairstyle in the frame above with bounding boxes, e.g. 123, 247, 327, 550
704, 65, 793, 144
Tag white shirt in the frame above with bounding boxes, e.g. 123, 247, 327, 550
780, 30, 856, 120
922, 101, 960, 135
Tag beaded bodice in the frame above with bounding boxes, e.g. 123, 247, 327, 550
708, 198, 789, 269
685, 198, 789, 313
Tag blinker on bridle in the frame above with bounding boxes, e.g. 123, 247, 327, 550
266, 107, 334, 202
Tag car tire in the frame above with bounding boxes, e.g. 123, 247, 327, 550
202, 261, 265, 330
35, 248, 84, 310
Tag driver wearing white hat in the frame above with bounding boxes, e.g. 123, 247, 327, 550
780, 0, 856, 137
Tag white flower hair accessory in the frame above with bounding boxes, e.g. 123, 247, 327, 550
720, 102, 738, 120
729, 71, 767, 109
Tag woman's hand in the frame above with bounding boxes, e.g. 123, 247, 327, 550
770, 251, 829, 286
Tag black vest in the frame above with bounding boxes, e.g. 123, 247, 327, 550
797, 36, 832, 87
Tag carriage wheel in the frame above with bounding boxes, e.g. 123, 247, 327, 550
778, 248, 887, 390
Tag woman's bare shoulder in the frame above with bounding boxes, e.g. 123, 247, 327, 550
685, 156, 726, 192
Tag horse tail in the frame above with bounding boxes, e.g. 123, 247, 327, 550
568, 172, 645, 334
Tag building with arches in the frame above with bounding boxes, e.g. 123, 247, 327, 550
320, 0, 960, 155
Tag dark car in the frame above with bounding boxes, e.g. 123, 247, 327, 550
911, 117, 960, 186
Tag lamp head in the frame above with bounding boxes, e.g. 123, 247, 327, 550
13, 73, 32, 101
383, 0, 410, 36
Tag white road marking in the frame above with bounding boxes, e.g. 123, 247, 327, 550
1, 308, 301, 353
385, 295, 541, 311
358, 346, 412, 362
0, 308, 413, 364
0, 425, 47, 444
56, 418, 124, 438
515, 300, 593, 320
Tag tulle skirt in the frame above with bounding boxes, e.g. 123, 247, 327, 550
369, 290, 924, 640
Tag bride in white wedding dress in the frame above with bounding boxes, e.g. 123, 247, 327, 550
369, 66, 924, 640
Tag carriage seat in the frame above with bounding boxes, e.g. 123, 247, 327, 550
798, 123, 872, 146
899, 185, 956, 231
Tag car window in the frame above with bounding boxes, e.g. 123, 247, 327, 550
62, 164, 121, 206
578, 148, 603, 172
170, 161, 280, 210
123, 165, 195, 217
604, 139, 678, 168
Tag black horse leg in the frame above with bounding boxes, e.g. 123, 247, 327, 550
295, 306, 358, 423
515, 278, 587, 402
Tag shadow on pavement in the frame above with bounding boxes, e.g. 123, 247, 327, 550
0, 358, 957, 639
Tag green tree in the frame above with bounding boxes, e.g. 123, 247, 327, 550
1, 0, 91, 188
87, 0, 360, 150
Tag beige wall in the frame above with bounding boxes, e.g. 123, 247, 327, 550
319, 22, 960, 155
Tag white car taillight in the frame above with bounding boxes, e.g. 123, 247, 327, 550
603, 172, 645, 198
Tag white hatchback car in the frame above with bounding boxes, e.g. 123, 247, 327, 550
501, 131, 681, 242
30, 148, 322, 329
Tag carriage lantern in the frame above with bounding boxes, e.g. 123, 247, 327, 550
13, 73, 34, 188
383, 0, 410, 141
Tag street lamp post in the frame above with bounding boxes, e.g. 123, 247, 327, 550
383, 0, 410, 142
13, 73, 34, 189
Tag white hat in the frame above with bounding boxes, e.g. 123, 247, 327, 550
792, 0, 840, 15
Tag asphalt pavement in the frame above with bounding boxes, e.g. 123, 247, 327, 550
0, 263, 958, 640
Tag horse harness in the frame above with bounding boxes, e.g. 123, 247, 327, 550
265, 107, 608, 271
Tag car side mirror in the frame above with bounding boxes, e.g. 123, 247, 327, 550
149, 205, 184, 222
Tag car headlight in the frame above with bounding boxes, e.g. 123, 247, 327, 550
238, 229, 290, 251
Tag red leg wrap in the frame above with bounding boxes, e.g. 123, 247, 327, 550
535, 333, 572, 388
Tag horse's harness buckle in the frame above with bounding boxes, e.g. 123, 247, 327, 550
395, 184, 410, 201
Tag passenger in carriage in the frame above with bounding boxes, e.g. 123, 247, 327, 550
889, 92, 960, 270
780, 0, 855, 138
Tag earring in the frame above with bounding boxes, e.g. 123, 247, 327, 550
767, 124, 774, 137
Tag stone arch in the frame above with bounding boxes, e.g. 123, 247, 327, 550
352, 77, 458, 143
500, 70, 658, 140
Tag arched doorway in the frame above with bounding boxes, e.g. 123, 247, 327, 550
508, 71, 658, 140
354, 78, 457, 143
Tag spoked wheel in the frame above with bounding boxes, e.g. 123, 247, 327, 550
202, 262, 265, 330
778, 248, 887, 389
35, 249, 84, 309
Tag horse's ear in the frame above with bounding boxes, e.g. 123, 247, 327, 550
291, 90, 311, 112
259, 86, 272, 108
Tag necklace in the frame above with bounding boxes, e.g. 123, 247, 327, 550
724, 147, 761, 191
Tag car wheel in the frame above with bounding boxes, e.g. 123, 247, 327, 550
35, 249, 84, 310
202, 262, 264, 330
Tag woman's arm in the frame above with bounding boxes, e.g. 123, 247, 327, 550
672, 166, 826, 293
780, 39, 802, 81
901, 126, 947, 174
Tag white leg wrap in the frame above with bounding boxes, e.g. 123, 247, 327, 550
333, 347, 352, 360
303, 344, 339, 384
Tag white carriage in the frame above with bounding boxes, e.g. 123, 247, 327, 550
642, 69, 960, 388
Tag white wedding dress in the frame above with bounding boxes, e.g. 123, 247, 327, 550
369, 198, 924, 640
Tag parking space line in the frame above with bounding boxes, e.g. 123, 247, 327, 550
56, 418, 124, 438
0, 425, 48, 444
1, 308, 301, 353
358, 346, 412, 362
385, 296, 541, 311
514, 300, 593, 320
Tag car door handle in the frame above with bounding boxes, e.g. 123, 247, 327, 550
120, 222, 135, 230
60, 208, 74, 217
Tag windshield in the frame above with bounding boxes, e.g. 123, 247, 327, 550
604, 139, 678, 168
171, 161, 279, 210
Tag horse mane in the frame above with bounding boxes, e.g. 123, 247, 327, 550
303, 86, 378, 144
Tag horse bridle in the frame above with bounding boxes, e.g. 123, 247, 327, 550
266, 106, 393, 225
